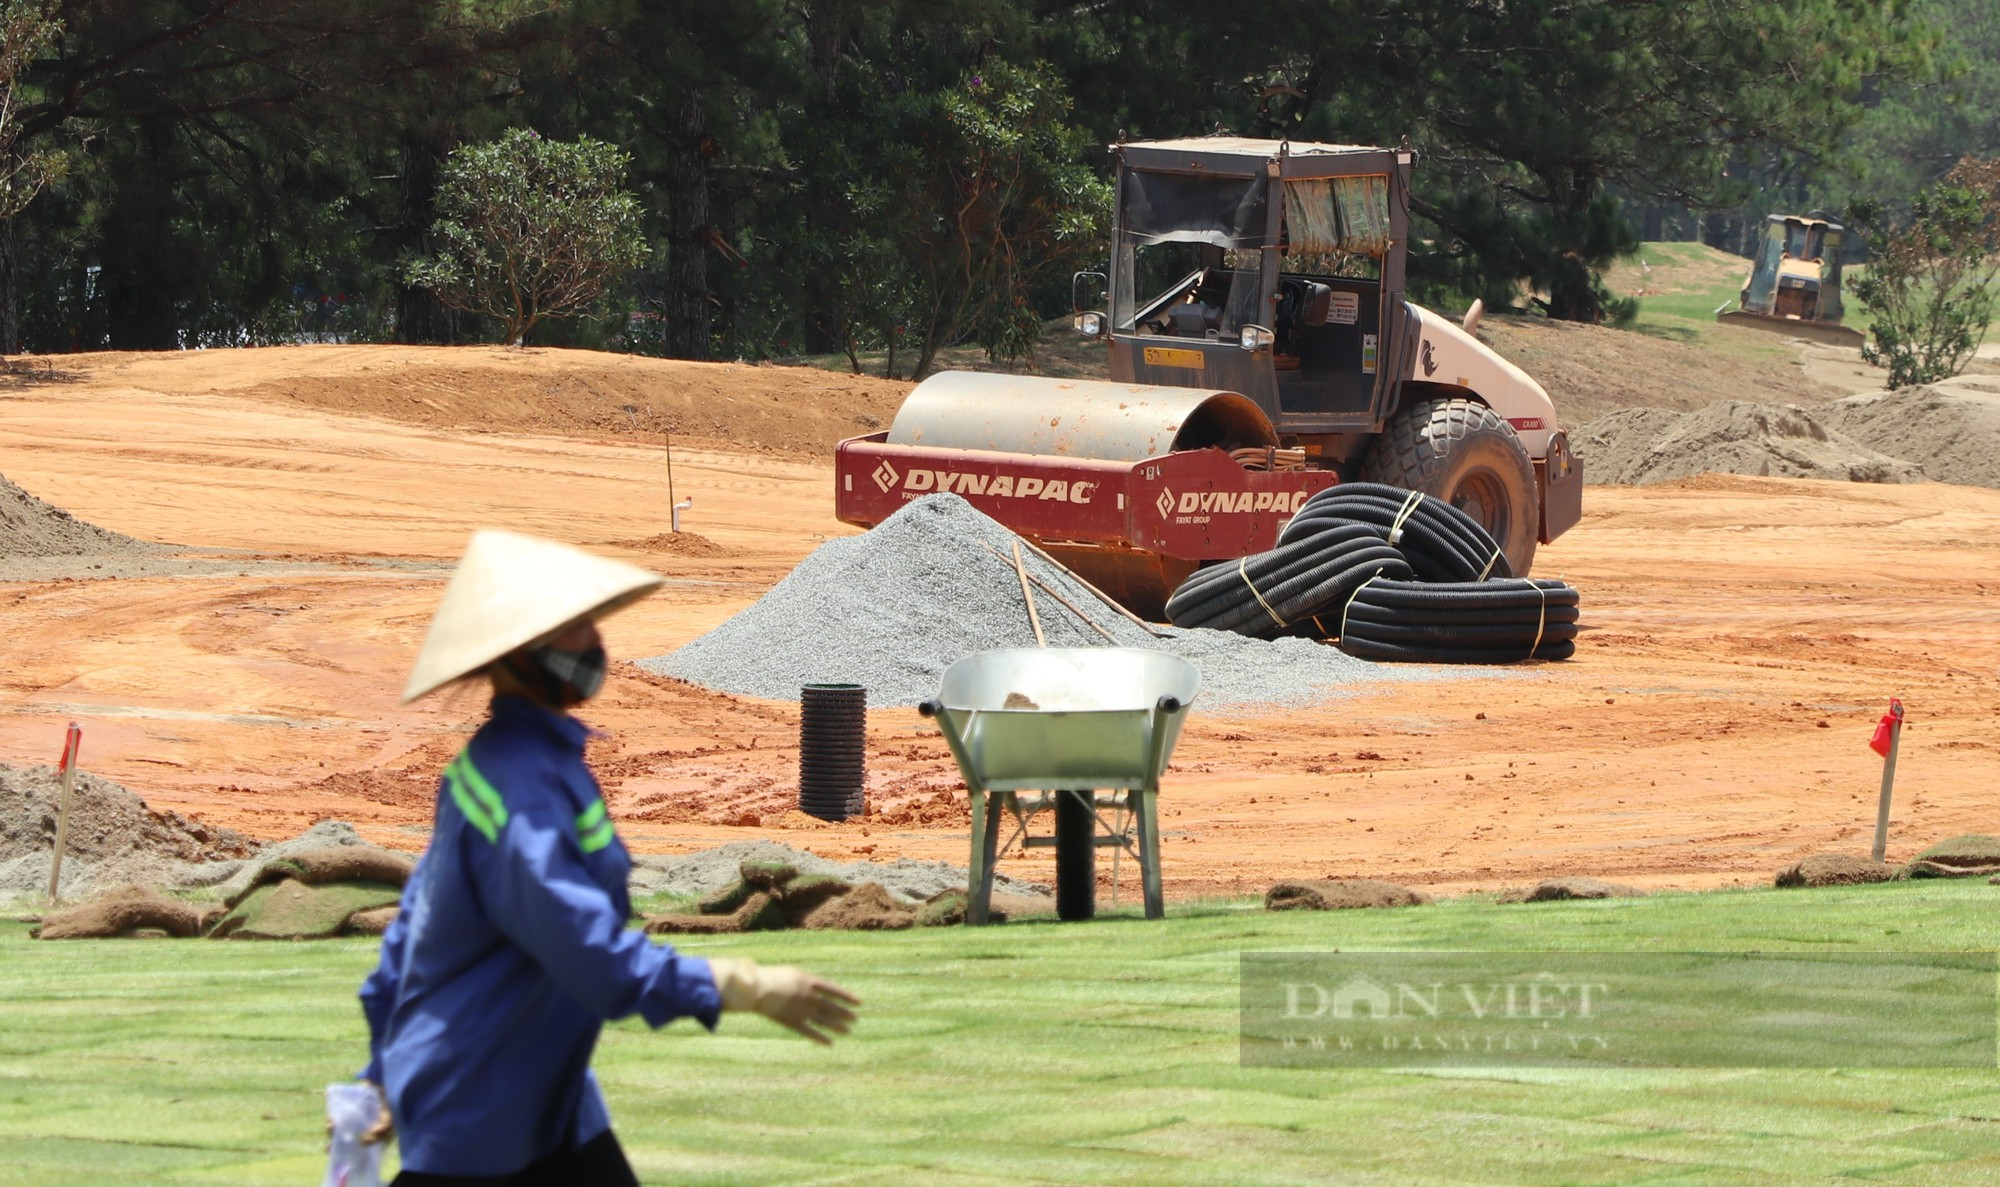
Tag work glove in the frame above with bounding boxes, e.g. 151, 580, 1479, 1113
707, 957, 860, 1045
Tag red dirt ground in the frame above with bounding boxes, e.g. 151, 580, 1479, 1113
2, 346, 1995, 897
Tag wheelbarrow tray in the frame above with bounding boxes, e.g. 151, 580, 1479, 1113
930, 648, 1199, 792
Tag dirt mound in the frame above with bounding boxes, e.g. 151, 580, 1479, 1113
616, 531, 729, 557
34, 886, 218, 939
1775, 854, 1898, 888
1480, 316, 1833, 426
799, 881, 918, 930
0, 472, 161, 559
156, 344, 912, 455
1498, 876, 1645, 902
1264, 879, 1432, 910
1573, 401, 1924, 486
1820, 378, 2000, 489
0, 763, 259, 898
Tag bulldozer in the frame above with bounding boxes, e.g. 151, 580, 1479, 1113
834, 136, 1582, 619
1715, 213, 1864, 347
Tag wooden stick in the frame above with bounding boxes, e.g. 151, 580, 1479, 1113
1028, 573, 1117, 643
981, 542, 1117, 642
1011, 540, 1046, 647
47, 722, 80, 903
1013, 536, 1173, 637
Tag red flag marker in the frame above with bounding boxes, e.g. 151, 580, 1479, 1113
1868, 698, 1903, 757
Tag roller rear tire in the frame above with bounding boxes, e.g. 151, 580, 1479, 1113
1361, 397, 1539, 576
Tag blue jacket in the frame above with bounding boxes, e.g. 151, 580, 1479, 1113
359, 695, 721, 1176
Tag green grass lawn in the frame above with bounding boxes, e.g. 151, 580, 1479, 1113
3, 883, 1999, 1185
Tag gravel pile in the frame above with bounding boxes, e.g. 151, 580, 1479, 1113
643, 494, 1447, 710
0, 762, 260, 898
629, 839, 1048, 903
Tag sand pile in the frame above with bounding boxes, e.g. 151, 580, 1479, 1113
1574, 401, 1923, 486
0, 763, 259, 898
617, 531, 730, 557
0, 472, 161, 558
642, 494, 1450, 711
1819, 377, 2000, 489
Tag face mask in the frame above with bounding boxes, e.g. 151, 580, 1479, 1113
511, 643, 607, 705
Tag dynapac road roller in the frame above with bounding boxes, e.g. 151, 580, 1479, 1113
834, 136, 1582, 618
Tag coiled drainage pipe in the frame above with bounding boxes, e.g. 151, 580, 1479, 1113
1163, 523, 1412, 638
1279, 482, 1513, 582
1336, 578, 1579, 663
1165, 483, 1581, 663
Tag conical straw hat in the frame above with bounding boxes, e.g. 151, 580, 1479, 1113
402, 530, 664, 703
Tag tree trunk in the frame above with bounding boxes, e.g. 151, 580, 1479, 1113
1541, 172, 1605, 323
659, 88, 713, 360
0, 218, 17, 355
101, 131, 181, 350
394, 133, 462, 344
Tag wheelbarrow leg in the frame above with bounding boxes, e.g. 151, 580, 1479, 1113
967, 789, 1001, 925
1133, 787, 1164, 920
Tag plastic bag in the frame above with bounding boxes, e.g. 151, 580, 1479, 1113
323, 1081, 386, 1187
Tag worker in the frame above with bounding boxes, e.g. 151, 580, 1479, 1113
357, 529, 859, 1185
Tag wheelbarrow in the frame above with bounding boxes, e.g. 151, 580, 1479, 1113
918, 648, 1199, 923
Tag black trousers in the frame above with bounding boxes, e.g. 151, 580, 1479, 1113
391, 1129, 639, 1187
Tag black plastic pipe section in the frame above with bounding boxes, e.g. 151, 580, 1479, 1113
1336, 578, 1579, 663
799, 683, 866, 821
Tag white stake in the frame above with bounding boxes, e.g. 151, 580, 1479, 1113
1871, 700, 1904, 864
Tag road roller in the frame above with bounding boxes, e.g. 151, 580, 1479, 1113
835, 136, 1583, 619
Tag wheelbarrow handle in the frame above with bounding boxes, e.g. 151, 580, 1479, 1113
1156, 695, 1181, 715
917, 699, 943, 718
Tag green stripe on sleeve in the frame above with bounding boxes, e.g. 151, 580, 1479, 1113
446, 765, 499, 843
577, 805, 617, 854
452, 752, 511, 832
